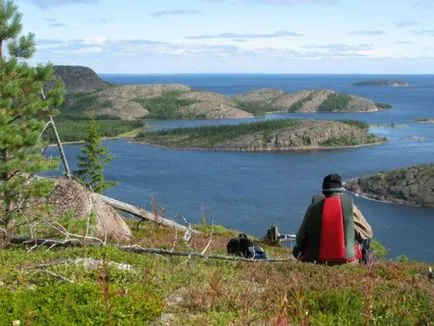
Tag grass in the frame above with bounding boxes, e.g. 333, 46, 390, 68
136, 91, 200, 120
43, 120, 145, 143
318, 93, 352, 112
0, 220, 432, 325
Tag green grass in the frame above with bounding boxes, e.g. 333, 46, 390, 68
0, 220, 432, 325
43, 120, 145, 143
318, 93, 352, 112
136, 91, 200, 120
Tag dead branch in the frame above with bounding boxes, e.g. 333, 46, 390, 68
201, 219, 214, 255
10, 237, 83, 247
7, 237, 293, 263
96, 193, 200, 234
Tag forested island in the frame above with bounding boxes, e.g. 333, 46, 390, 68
352, 80, 410, 87
344, 164, 434, 207
135, 119, 385, 151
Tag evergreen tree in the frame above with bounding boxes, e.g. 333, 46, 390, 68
75, 118, 116, 193
0, 0, 64, 226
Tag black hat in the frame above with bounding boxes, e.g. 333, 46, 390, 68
322, 174, 344, 193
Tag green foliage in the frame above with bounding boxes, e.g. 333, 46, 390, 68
43, 119, 144, 143
396, 254, 409, 262
58, 92, 113, 119
137, 91, 198, 119
318, 93, 352, 112
0, 0, 64, 224
371, 239, 389, 259
236, 102, 278, 116
74, 118, 117, 193
337, 119, 369, 129
136, 119, 299, 147
375, 102, 392, 109
288, 94, 314, 112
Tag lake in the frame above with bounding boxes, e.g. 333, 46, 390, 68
50, 74, 434, 262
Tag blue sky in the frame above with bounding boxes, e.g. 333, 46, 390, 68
13, 0, 434, 74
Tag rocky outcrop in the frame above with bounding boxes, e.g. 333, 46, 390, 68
54, 65, 107, 93
233, 88, 381, 114
55, 65, 385, 120
178, 91, 253, 119
138, 120, 384, 151
219, 121, 381, 151
344, 164, 434, 207
46, 179, 132, 242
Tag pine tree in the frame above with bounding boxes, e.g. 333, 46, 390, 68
0, 0, 64, 226
75, 118, 116, 193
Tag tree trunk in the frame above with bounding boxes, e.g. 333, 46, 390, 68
96, 193, 199, 233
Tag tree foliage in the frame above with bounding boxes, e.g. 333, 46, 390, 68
74, 118, 116, 193
0, 0, 64, 225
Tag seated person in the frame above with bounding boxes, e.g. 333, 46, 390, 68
293, 174, 373, 264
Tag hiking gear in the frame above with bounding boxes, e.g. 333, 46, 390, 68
227, 234, 268, 260
322, 174, 345, 193
307, 193, 361, 264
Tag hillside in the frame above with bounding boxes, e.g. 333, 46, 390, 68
233, 88, 382, 115
136, 119, 385, 151
54, 66, 389, 120
344, 164, 434, 207
53, 65, 108, 93
0, 221, 432, 325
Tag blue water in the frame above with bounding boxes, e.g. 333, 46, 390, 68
51, 74, 434, 262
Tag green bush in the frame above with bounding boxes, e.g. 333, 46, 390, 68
318, 93, 352, 112
137, 91, 198, 119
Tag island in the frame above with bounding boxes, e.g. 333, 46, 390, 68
352, 80, 410, 87
344, 164, 434, 207
135, 119, 385, 151
55, 66, 392, 121
415, 118, 434, 123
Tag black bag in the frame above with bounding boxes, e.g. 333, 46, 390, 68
227, 234, 268, 260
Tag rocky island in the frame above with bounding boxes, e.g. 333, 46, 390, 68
344, 164, 434, 207
352, 80, 410, 87
55, 66, 391, 120
135, 119, 385, 151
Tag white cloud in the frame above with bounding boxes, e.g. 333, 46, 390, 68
27, 0, 98, 9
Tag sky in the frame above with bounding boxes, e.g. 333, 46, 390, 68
11, 0, 434, 74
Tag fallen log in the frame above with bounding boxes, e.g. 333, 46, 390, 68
95, 193, 200, 234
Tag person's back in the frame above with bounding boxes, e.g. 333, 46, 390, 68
294, 174, 373, 265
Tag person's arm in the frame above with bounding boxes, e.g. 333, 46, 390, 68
353, 204, 373, 240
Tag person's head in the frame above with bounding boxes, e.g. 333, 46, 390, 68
322, 174, 344, 196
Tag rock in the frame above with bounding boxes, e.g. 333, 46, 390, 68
344, 164, 434, 207
53, 65, 107, 93
46, 179, 132, 242
233, 88, 285, 104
